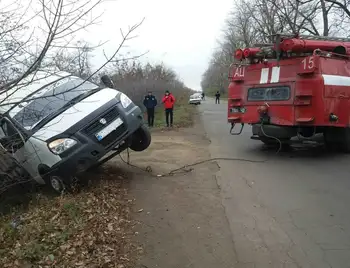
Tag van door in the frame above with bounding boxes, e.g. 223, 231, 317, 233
0, 118, 41, 181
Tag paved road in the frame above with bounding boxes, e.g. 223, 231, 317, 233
199, 99, 350, 268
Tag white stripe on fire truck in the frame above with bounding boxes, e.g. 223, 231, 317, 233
322, 74, 350, 86
260, 68, 269, 84
270, 66, 280, 83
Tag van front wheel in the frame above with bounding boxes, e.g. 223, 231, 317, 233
48, 175, 78, 194
49, 175, 65, 193
129, 125, 152, 152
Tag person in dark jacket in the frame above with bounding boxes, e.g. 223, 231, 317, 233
201, 92, 205, 100
215, 91, 221, 104
143, 91, 157, 127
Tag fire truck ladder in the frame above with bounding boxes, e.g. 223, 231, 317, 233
271, 33, 350, 42
253, 34, 350, 48
252, 33, 350, 63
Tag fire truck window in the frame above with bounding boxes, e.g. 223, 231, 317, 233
268, 87, 290, 100
248, 86, 290, 101
248, 88, 266, 101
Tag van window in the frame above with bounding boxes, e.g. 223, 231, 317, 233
11, 77, 99, 130
1, 120, 18, 137
0, 125, 5, 138
0, 119, 23, 151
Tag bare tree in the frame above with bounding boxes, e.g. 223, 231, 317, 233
0, 0, 109, 93
321, 0, 350, 34
324, 0, 350, 18
109, 61, 186, 109
52, 40, 94, 80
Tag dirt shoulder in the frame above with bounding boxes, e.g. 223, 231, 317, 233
116, 117, 237, 268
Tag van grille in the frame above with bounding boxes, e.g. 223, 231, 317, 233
83, 108, 119, 136
98, 125, 127, 147
83, 107, 127, 147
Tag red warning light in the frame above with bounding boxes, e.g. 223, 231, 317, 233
243, 48, 261, 58
234, 49, 244, 60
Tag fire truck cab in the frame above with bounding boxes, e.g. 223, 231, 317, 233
228, 33, 350, 152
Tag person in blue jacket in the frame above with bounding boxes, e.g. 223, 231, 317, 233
143, 91, 158, 127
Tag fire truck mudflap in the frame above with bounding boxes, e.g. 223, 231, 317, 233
228, 33, 350, 151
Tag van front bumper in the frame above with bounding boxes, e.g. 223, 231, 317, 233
47, 102, 144, 179
189, 100, 201, 104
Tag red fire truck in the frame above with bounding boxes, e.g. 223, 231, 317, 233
228, 33, 350, 152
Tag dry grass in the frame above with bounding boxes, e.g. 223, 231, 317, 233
0, 166, 139, 268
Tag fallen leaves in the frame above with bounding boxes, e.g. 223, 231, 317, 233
0, 166, 137, 268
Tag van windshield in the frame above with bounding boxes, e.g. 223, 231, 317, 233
11, 76, 99, 130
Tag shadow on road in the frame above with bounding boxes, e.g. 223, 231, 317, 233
247, 142, 348, 161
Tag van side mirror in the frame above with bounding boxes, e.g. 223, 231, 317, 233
100, 75, 115, 89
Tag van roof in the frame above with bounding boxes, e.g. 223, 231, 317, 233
0, 70, 72, 114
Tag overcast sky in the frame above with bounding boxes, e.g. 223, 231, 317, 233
83, 0, 233, 91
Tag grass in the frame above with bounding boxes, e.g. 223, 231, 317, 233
143, 91, 197, 129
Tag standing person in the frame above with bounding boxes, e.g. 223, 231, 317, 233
162, 90, 176, 127
143, 91, 157, 127
215, 91, 221, 104
201, 92, 205, 100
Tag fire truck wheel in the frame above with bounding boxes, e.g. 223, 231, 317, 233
323, 135, 340, 152
324, 140, 340, 152
341, 128, 350, 153
324, 128, 350, 153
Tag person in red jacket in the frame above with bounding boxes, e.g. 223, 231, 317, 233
162, 90, 176, 127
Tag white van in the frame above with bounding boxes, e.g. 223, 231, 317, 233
0, 71, 151, 193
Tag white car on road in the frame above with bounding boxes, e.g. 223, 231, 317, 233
188, 93, 202, 105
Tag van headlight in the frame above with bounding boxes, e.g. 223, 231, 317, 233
48, 138, 77, 155
120, 93, 132, 108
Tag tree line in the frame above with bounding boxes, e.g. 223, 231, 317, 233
201, 0, 350, 96
50, 43, 189, 108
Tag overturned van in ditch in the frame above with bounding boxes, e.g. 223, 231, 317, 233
0, 71, 151, 193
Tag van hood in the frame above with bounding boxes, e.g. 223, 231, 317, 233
32, 87, 119, 141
